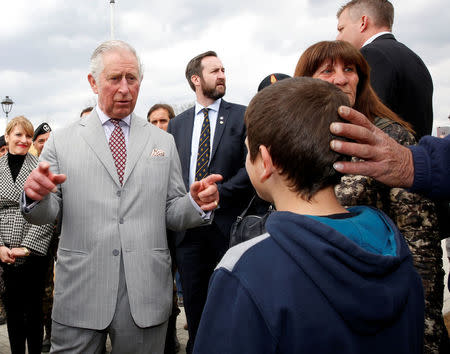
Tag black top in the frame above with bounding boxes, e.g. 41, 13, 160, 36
7, 153, 26, 182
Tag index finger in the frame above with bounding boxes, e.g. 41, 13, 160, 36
37, 161, 52, 175
202, 174, 223, 185
330, 122, 377, 146
337, 106, 376, 131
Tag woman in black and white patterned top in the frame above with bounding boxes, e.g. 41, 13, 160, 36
0, 116, 53, 354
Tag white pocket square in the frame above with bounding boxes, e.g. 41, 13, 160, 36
151, 148, 165, 157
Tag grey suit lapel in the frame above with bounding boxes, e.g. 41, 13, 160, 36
80, 111, 121, 187
122, 114, 148, 186
211, 100, 229, 161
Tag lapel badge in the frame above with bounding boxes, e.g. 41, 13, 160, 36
219, 116, 224, 125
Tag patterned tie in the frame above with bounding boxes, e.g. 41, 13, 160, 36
195, 108, 210, 181
109, 119, 127, 186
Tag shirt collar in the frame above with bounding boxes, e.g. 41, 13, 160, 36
195, 98, 222, 116
96, 105, 132, 127
362, 31, 391, 47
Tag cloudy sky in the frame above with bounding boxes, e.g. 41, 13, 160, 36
1, 0, 449, 135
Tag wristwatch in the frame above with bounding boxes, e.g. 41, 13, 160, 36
21, 247, 30, 256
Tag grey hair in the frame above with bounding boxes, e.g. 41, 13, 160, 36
337, 0, 394, 30
89, 40, 144, 82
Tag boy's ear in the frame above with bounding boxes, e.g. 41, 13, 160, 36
259, 145, 275, 182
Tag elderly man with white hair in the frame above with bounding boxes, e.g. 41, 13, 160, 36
21, 40, 222, 353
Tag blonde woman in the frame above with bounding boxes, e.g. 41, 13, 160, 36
0, 116, 53, 354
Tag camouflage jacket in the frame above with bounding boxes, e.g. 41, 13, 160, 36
335, 118, 445, 354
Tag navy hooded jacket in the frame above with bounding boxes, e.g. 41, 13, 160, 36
410, 134, 450, 199
194, 206, 424, 354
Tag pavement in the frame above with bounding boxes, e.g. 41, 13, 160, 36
0, 308, 189, 353
0, 243, 448, 353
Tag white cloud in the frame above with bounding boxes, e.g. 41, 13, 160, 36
0, 0, 448, 136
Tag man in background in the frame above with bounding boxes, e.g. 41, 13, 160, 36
168, 50, 252, 353
29, 122, 58, 352
0, 136, 7, 157
32, 123, 52, 157
80, 106, 93, 118
336, 0, 433, 139
147, 101, 180, 353
147, 103, 175, 131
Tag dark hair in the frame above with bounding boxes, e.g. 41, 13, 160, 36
185, 50, 217, 91
80, 106, 94, 117
337, 0, 394, 30
294, 40, 412, 133
245, 77, 351, 200
147, 104, 175, 121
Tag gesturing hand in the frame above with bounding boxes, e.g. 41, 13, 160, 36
24, 161, 67, 201
190, 174, 223, 211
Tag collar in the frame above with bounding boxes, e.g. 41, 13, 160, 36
195, 98, 222, 116
95, 105, 131, 126
362, 31, 392, 47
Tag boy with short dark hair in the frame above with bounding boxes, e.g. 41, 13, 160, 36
193, 77, 424, 354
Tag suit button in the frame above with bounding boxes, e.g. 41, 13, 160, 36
119, 218, 124, 224
116, 191, 121, 197
113, 249, 120, 256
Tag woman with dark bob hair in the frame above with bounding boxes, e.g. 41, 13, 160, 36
0, 116, 54, 354
295, 40, 447, 354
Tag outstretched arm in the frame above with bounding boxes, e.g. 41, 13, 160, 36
330, 106, 414, 188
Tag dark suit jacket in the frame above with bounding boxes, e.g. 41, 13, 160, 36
168, 99, 252, 245
361, 33, 433, 139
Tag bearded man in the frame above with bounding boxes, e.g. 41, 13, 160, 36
167, 50, 252, 353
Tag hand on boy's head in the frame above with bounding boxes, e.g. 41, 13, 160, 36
330, 106, 414, 188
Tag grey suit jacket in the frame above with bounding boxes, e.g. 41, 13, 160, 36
23, 111, 206, 329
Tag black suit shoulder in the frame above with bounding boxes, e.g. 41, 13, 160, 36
360, 34, 433, 138
170, 106, 195, 125
362, 35, 431, 76
220, 99, 247, 112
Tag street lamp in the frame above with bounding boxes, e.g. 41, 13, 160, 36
110, 0, 115, 39
1, 96, 14, 118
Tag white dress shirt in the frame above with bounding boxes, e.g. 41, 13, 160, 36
362, 31, 392, 47
96, 105, 131, 149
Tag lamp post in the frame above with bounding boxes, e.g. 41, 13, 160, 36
1, 96, 14, 118
110, 0, 115, 39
